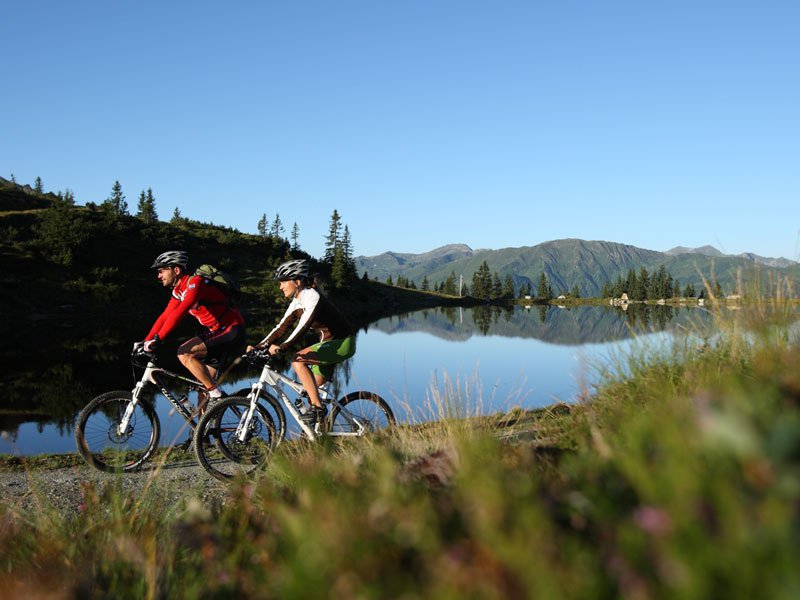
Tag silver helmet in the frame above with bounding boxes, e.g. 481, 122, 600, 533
151, 250, 189, 269
274, 258, 309, 281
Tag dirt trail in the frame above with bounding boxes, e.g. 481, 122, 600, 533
0, 458, 228, 516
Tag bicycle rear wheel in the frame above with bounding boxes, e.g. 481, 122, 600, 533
328, 391, 395, 435
194, 397, 277, 481
75, 391, 160, 472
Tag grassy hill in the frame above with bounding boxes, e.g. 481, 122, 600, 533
0, 179, 470, 349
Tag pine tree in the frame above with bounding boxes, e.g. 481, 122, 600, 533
270, 213, 284, 238
471, 262, 492, 300
257, 213, 268, 239
146, 188, 158, 222
492, 272, 502, 299
136, 188, 158, 223
34, 176, 43, 193
536, 272, 552, 300
633, 267, 650, 301
104, 180, 128, 216
502, 274, 515, 299
171, 207, 183, 225
291, 222, 300, 251
443, 271, 458, 295
136, 190, 147, 218
341, 225, 355, 279
625, 269, 637, 297
324, 209, 342, 264
421, 275, 430, 291
331, 246, 348, 288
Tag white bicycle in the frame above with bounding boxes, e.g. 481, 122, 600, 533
193, 348, 395, 480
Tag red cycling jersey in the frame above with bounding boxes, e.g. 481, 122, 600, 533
145, 274, 244, 342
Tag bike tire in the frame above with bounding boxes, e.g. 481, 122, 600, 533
194, 396, 278, 481
328, 391, 395, 434
75, 390, 161, 472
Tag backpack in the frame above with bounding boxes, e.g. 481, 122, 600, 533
194, 264, 242, 304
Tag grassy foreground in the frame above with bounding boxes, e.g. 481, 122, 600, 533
2, 303, 800, 599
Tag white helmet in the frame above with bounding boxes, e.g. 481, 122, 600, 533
274, 259, 309, 281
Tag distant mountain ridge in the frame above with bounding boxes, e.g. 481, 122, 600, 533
356, 239, 799, 297
665, 245, 795, 268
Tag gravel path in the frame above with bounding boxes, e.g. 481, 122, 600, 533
0, 458, 230, 517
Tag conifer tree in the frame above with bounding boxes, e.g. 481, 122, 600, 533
104, 180, 128, 216
442, 271, 459, 295
270, 213, 284, 238
341, 225, 355, 278
136, 188, 158, 223
34, 176, 43, 193
421, 275, 430, 291
492, 272, 502, 299
257, 213, 268, 238
633, 267, 650, 301
625, 269, 637, 297
146, 188, 158, 222
536, 272, 552, 300
471, 262, 492, 300
171, 207, 183, 225
324, 209, 342, 264
291, 222, 300, 251
502, 274, 515, 298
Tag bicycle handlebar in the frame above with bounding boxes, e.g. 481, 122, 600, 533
243, 347, 272, 365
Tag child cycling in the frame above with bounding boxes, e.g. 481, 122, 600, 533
248, 259, 355, 425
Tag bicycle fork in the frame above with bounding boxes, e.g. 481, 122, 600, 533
118, 362, 157, 436
234, 383, 264, 442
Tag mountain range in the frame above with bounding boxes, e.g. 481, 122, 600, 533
355, 240, 799, 297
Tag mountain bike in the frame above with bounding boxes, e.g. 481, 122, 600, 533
193, 348, 395, 480
74, 348, 253, 472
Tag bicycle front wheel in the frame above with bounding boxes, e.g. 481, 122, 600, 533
194, 397, 277, 481
74, 391, 160, 472
328, 391, 395, 435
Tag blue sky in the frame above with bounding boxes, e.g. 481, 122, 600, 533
3, 1, 799, 261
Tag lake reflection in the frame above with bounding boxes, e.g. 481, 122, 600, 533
1, 304, 700, 456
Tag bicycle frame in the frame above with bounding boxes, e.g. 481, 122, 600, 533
234, 359, 368, 442
118, 358, 204, 436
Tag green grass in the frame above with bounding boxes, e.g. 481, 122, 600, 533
2, 301, 800, 598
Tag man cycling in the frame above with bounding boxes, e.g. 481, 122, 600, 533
247, 259, 355, 426
140, 250, 246, 410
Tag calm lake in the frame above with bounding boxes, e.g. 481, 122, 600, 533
1, 304, 705, 456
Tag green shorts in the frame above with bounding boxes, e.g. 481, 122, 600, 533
308, 336, 356, 380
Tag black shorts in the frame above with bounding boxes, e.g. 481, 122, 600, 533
200, 324, 246, 369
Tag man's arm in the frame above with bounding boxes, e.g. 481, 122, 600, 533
147, 279, 202, 340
